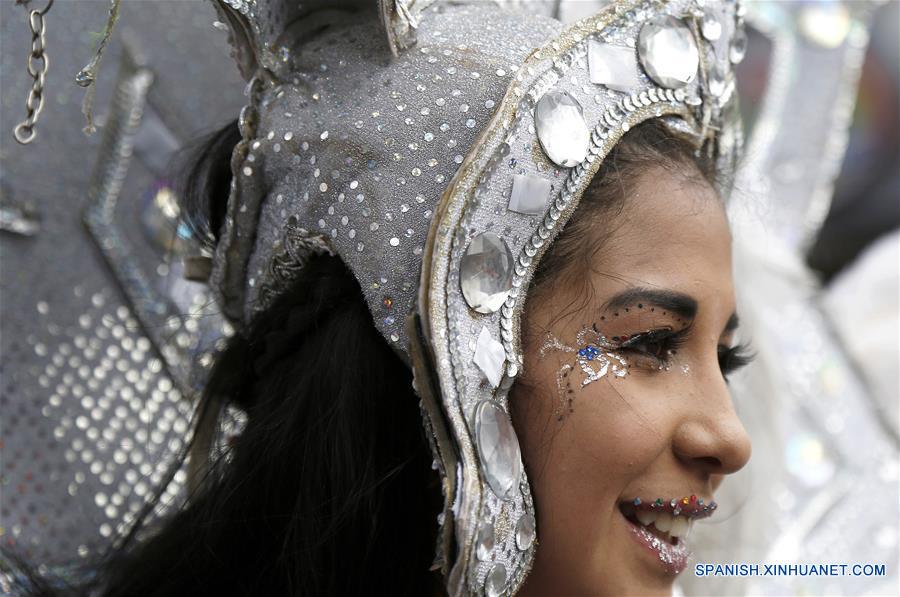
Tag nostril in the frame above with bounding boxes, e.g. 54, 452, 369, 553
694, 456, 722, 471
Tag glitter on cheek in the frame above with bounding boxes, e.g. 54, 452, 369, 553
539, 325, 631, 419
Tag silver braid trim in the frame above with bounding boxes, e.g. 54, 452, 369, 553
254, 216, 335, 312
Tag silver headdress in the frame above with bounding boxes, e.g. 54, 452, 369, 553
207, 0, 745, 593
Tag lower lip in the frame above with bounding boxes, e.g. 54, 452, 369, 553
622, 513, 690, 575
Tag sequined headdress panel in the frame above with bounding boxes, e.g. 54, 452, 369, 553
209, 0, 745, 594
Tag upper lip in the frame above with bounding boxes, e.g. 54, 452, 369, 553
619, 495, 717, 521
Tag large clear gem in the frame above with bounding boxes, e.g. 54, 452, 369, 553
460, 232, 513, 314
475, 400, 522, 500
515, 514, 536, 551
729, 26, 747, 64
588, 40, 640, 92
508, 174, 552, 215
534, 91, 589, 168
474, 326, 506, 388
484, 563, 507, 597
475, 521, 495, 561
637, 16, 699, 89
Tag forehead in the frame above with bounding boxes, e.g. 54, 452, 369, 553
588, 167, 734, 309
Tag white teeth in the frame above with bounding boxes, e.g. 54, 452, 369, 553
654, 512, 673, 532
669, 515, 689, 538
627, 506, 693, 539
635, 510, 657, 526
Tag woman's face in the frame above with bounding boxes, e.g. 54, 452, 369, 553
511, 165, 752, 596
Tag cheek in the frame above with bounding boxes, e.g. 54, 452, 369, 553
561, 377, 670, 482
514, 356, 671, 501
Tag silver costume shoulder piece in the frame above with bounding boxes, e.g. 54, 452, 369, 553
208, 0, 744, 594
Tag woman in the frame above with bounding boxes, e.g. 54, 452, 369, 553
12, 0, 754, 595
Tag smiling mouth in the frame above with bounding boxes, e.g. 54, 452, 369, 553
618, 496, 716, 545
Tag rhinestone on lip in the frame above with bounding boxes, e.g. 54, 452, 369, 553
534, 90, 590, 168
637, 16, 700, 89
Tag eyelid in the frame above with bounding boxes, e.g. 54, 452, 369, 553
618, 324, 691, 348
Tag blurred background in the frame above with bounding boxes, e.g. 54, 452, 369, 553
1, 0, 897, 594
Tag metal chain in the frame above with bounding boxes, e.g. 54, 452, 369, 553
13, 0, 54, 145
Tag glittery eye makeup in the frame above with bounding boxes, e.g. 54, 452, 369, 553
538, 289, 754, 419
617, 326, 691, 371
540, 324, 629, 420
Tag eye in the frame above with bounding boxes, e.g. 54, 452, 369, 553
718, 343, 754, 380
617, 328, 688, 368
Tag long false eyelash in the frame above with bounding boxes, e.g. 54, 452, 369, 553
718, 343, 754, 379
617, 326, 691, 364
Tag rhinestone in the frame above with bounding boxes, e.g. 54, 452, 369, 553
460, 232, 513, 314
474, 327, 506, 388
484, 563, 508, 597
515, 514, 536, 550
475, 521, 495, 561
701, 11, 722, 41
637, 16, 699, 89
508, 174, 552, 215
475, 400, 522, 500
534, 91, 589, 167
708, 62, 727, 97
730, 26, 748, 64
587, 40, 640, 92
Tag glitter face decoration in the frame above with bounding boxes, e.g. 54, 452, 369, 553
540, 324, 629, 420
538, 298, 700, 420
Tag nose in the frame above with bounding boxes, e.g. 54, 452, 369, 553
671, 375, 751, 476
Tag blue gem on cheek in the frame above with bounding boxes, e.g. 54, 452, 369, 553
633, 497, 642, 506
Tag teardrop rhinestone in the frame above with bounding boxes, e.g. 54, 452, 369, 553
475, 400, 523, 500
515, 514, 536, 550
484, 563, 507, 597
701, 11, 722, 41
534, 91, 590, 167
730, 26, 748, 64
708, 62, 727, 98
475, 522, 495, 561
637, 16, 699, 89
460, 232, 513, 314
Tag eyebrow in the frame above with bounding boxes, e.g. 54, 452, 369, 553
603, 287, 698, 319
604, 287, 741, 334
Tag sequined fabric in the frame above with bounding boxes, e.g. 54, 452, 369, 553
0, 0, 244, 567
210, 3, 562, 355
